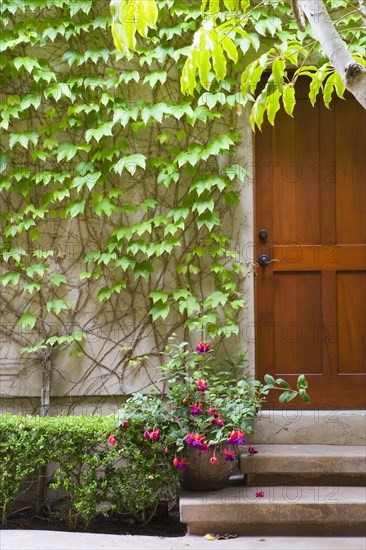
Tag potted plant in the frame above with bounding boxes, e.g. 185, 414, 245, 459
112, 339, 310, 491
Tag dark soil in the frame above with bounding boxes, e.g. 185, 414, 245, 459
3, 503, 187, 537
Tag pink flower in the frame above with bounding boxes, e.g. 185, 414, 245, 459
227, 430, 245, 445
196, 341, 211, 353
173, 457, 188, 470
223, 449, 236, 462
248, 445, 258, 455
143, 430, 150, 439
212, 417, 225, 427
108, 434, 116, 446
150, 427, 160, 440
196, 379, 207, 392
164, 447, 169, 454
207, 406, 218, 417
189, 403, 203, 415
121, 422, 129, 428
186, 433, 205, 447
256, 491, 265, 498
210, 456, 219, 465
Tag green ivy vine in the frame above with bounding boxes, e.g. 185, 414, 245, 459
0, 0, 250, 408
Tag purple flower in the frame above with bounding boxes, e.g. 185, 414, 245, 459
248, 445, 258, 455
196, 379, 207, 392
227, 430, 245, 445
173, 457, 187, 470
223, 449, 236, 462
196, 341, 210, 353
189, 403, 203, 415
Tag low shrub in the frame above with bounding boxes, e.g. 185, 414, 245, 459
0, 414, 179, 529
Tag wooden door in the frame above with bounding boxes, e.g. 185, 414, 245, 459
255, 87, 366, 409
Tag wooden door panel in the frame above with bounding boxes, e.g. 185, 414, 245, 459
255, 91, 366, 409
273, 272, 322, 375
337, 272, 366, 374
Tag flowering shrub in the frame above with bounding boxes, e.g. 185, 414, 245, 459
115, 340, 310, 472
0, 414, 178, 529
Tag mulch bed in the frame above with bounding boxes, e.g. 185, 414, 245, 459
3, 503, 186, 537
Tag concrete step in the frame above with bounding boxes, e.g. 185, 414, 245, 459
239, 444, 366, 485
250, 410, 366, 445
180, 483, 366, 536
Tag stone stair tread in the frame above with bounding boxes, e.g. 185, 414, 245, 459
180, 485, 366, 524
239, 444, 366, 474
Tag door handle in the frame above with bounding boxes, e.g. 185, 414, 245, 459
257, 254, 280, 267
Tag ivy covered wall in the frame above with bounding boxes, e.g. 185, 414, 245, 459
0, 0, 253, 414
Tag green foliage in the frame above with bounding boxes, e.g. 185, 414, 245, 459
1, 0, 248, 374
0, 415, 47, 527
0, 414, 178, 528
116, 339, 310, 461
111, 0, 366, 128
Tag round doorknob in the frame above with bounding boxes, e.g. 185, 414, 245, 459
258, 254, 280, 267
258, 254, 270, 266
258, 229, 268, 240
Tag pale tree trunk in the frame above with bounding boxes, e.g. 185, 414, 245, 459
299, 0, 366, 108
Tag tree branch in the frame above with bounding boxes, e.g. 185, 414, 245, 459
299, 0, 366, 108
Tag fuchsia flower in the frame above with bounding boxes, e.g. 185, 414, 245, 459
256, 491, 265, 498
150, 427, 160, 440
121, 422, 129, 428
108, 434, 116, 446
248, 445, 258, 455
212, 416, 225, 427
210, 456, 219, 465
186, 433, 205, 447
223, 449, 236, 462
144, 428, 161, 440
173, 457, 188, 470
227, 430, 245, 445
196, 379, 207, 392
189, 403, 203, 415
196, 341, 211, 353
207, 406, 218, 417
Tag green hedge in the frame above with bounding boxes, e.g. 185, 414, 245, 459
0, 414, 179, 529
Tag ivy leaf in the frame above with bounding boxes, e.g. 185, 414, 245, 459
19, 312, 37, 329
85, 122, 114, 143
143, 71, 167, 88
150, 301, 170, 321
204, 291, 228, 309
192, 198, 215, 215
9, 132, 39, 149
133, 261, 153, 279
197, 212, 220, 231
114, 154, 146, 175
0, 272, 20, 286
26, 263, 48, 278
140, 199, 157, 211
50, 274, 68, 287
149, 291, 169, 303
93, 195, 117, 217
24, 282, 41, 294
178, 296, 200, 315
46, 299, 72, 315
66, 200, 86, 218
